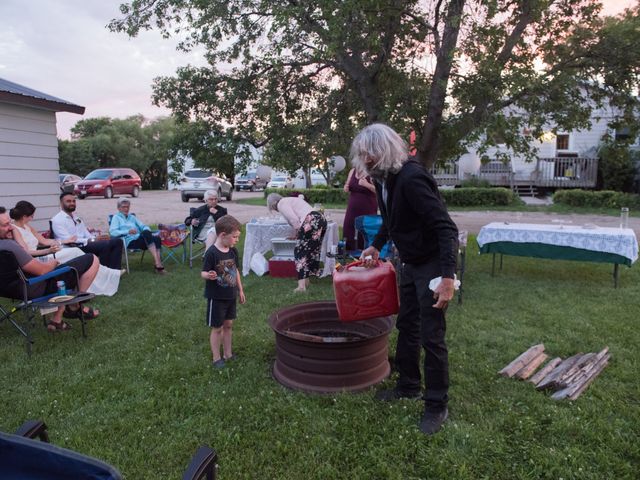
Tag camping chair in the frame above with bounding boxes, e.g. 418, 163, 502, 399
158, 223, 189, 265
188, 207, 207, 268
0, 420, 218, 480
352, 215, 395, 260
107, 214, 151, 273
0, 251, 91, 355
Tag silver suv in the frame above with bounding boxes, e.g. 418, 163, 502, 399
178, 169, 233, 202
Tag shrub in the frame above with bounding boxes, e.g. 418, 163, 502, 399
440, 187, 515, 206
553, 189, 640, 209
264, 187, 348, 204
598, 140, 636, 192
460, 176, 492, 188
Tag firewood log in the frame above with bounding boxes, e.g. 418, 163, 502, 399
553, 354, 610, 400
514, 352, 549, 380
559, 348, 609, 388
499, 344, 545, 378
536, 353, 583, 390
568, 357, 610, 400
529, 357, 562, 385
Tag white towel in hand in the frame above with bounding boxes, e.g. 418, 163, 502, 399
429, 274, 461, 292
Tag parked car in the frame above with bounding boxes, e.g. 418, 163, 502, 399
178, 168, 233, 202
267, 175, 295, 189
234, 171, 269, 192
59, 173, 82, 193
75, 168, 142, 199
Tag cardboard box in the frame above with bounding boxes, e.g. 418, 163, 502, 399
269, 257, 297, 278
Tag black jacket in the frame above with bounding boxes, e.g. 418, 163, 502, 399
185, 204, 228, 238
372, 160, 458, 278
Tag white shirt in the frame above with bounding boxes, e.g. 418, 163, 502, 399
51, 210, 94, 246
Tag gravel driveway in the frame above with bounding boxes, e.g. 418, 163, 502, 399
74, 189, 640, 236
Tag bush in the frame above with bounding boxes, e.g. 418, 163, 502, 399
598, 141, 636, 192
460, 176, 492, 188
552, 189, 640, 209
440, 187, 515, 206
264, 187, 348, 204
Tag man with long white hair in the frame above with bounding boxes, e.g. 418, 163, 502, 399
353, 123, 459, 435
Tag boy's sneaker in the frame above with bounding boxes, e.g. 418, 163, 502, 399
212, 359, 226, 369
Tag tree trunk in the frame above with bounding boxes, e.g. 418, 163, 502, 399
418, 0, 466, 167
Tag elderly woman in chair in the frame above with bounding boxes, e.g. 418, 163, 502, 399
109, 198, 167, 274
184, 190, 228, 250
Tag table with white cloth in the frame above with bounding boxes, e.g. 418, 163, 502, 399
477, 222, 639, 287
242, 218, 339, 277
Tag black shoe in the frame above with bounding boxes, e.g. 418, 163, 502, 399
419, 407, 448, 435
375, 388, 421, 402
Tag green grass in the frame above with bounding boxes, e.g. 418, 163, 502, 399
1, 235, 639, 479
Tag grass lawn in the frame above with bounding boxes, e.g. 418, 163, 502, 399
1, 233, 638, 479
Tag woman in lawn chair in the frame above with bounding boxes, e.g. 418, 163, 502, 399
109, 198, 167, 275
185, 190, 228, 250
0, 207, 101, 331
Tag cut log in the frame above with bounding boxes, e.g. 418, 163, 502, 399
536, 353, 583, 390
558, 348, 609, 388
514, 352, 549, 380
568, 357, 610, 400
529, 357, 562, 385
499, 344, 545, 378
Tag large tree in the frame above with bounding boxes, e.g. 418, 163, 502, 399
110, 0, 640, 169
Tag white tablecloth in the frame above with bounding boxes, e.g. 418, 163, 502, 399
242, 219, 339, 276
477, 222, 638, 264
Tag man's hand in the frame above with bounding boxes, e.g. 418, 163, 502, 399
209, 207, 218, 215
433, 277, 455, 309
192, 219, 200, 227
129, 228, 137, 235
360, 246, 380, 268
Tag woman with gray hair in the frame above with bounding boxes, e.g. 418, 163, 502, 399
109, 198, 167, 274
184, 190, 228, 250
354, 123, 459, 436
266, 193, 327, 292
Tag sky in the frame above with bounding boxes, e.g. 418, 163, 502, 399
0, 0, 635, 140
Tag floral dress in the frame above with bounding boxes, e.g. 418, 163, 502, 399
294, 211, 327, 280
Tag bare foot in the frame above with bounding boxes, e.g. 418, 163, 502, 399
120, 269, 127, 277
304, 278, 310, 287
293, 287, 306, 293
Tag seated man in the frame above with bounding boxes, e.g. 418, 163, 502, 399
109, 198, 167, 274
51, 193, 123, 270
0, 206, 101, 331
184, 190, 228, 250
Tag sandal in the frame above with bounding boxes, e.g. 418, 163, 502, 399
63, 305, 100, 320
47, 320, 72, 332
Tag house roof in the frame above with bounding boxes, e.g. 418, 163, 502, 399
0, 77, 85, 114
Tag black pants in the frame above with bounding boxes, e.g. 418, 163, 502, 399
81, 238, 123, 270
395, 259, 449, 412
127, 230, 161, 251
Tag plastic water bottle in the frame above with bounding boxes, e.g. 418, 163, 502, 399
620, 207, 629, 229
56, 281, 66, 296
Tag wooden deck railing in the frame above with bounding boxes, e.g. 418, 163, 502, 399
429, 162, 459, 186
534, 157, 598, 188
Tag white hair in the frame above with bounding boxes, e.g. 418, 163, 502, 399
204, 190, 218, 200
350, 123, 408, 177
266, 193, 282, 212
117, 198, 131, 207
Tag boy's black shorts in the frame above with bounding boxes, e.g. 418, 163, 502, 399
206, 298, 236, 328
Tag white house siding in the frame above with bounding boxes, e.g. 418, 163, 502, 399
0, 102, 60, 231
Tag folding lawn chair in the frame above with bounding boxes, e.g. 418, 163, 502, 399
107, 214, 151, 273
0, 420, 218, 480
0, 251, 92, 355
188, 207, 207, 268
352, 214, 395, 260
158, 223, 189, 265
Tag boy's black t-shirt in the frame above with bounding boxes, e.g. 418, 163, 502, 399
202, 245, 239, 300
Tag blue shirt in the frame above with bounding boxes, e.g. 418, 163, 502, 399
109, 212, 150, 247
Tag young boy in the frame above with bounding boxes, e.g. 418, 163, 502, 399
201, 215, 246, 369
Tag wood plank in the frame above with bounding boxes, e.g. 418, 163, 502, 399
528, 357, 562, 385
514, 352, 548, 380
536, 353, 583, 390
559, 348, 609, 387
498, 344, 545, 377
568, 358, 610, 401
552, 354, 610, 400
0, 128, 59, 146
557, 353, 596, 387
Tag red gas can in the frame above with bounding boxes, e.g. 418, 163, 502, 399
333, 260, 399, 322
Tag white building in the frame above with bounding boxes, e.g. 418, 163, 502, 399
0, 78, 84, 230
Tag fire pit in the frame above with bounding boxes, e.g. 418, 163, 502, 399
268, 301, 394, 393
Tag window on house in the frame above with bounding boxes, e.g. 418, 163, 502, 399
556, 134, 570, 150
615, 127, 632, 141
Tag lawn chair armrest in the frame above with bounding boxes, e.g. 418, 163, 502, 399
15, 420, 50, 442
25, 266, 73, 285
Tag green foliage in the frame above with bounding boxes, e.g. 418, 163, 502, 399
441, 187, 515, 206
110, 1, 640, 168
2, 235, 640, 478
264, 187, 348, 204
597, 138, 637, 192
59, 116, 179, 189
553, 189, 640, 209
460, 177, 492, 189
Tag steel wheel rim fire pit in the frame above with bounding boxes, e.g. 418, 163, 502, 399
268, 301, 394, 393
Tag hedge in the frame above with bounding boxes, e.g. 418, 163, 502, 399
264, 188, 348, 204
440, 187, 515, 206
552, 189, 640, 209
